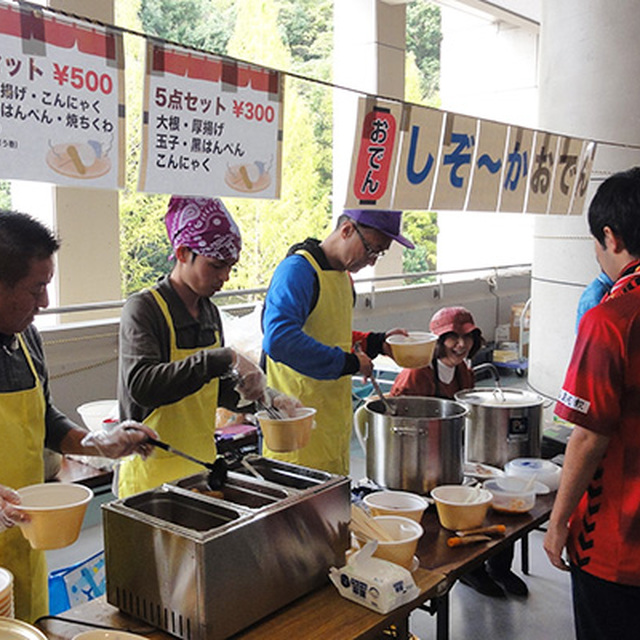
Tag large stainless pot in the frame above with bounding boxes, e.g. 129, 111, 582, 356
354, 396, 468, 494
455, 387, 543, 468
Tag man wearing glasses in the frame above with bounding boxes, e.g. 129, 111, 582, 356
262, 209, 414, 475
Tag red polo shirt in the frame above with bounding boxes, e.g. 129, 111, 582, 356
555, 269, 640, 585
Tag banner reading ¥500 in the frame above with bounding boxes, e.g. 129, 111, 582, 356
0, 1, 125, 188
138, 41, 284, 199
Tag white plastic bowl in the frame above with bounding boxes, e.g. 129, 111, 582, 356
15, 483, 93, 550
386, 332, 438, 368
484, 477, 536, 514
363, 491, 429, 523
504, 458, 562, 492
77, 399, 118, 431
354, 515, 424, 569
431, 485, 492, 530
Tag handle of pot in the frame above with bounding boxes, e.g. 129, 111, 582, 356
353, 405, 368, 454
391, 425, 426, 436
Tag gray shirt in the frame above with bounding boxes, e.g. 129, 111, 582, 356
0, 325, 76, 451
118, 275, 243, 422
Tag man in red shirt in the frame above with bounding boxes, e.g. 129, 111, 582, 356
544, 167, 640, 640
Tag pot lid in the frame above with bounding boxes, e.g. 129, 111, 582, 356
455, 387, 543, 407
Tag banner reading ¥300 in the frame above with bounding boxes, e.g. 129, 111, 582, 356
0, 1, 125, 188
139, 41, 284, 199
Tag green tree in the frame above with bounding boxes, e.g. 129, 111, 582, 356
402, 210, 438, 283
224, 0, 330, 290
0, 182, 10, 210
406, 1, 442, 105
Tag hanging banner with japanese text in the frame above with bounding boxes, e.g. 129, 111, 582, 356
467, 120, 508, 211
0, 1, 125, 188
139, 41, 283, 199
346, 97, 596, 215
500, 127, 534, 213
344, 98, 402, 209
394, 104, 444, 210
431, 113, 477, 211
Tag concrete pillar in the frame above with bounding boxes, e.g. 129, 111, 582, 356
531, 0, 640, 399
333, 0, 408, 287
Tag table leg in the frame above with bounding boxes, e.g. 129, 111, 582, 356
436, 593, 449, 640
521, 533, 530, 575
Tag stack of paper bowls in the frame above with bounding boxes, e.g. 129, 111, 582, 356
0, 567, 14, 618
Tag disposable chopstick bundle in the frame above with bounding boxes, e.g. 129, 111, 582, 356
350, 505, 394, 542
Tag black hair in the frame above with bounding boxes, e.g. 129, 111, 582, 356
588, 167, 640, 256
0, 209, 60, 287
433, 329, 483, 362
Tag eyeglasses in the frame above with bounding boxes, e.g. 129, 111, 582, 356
352, 223, 386, 259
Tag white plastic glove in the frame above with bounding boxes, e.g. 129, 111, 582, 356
265, 388, 303, 418
230, 349, 267, 404
0, 484, 27, 532
80, 421, 158, 459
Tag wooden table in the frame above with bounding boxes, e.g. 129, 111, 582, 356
36, 568, 446, 640
415, 492, 555, 640
36, 494, 554, 640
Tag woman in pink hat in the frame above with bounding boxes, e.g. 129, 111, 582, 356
391, 306, 528, 599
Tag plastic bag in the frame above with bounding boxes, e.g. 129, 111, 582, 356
220, 302, 263, 365
48, 550, 105, 614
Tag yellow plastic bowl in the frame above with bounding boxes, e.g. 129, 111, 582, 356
386, 332, 438, 368
15, 483, 93, 550
355, 515, 423, 569
431, 485, 492, 531
363, 490, 428, 523
257, 407, 316, 452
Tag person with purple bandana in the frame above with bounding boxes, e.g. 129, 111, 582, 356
262, 209, 414, 475
117, 196, 267, 497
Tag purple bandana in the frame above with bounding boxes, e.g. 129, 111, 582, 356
165, 196, 242, 263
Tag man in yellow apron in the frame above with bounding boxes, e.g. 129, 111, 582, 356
0, 210, 154, 623
262, 209, 414, 475
117, 196, 267, 498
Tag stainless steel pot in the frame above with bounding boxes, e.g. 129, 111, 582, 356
354, 396, 467, 494
455, 387, 543, 468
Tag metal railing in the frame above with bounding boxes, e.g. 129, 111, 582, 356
40, 263, 532, 317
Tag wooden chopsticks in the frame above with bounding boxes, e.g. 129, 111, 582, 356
350, 505, 395, 542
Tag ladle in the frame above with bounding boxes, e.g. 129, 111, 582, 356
354, 343, 396, 415
148, 438, 228, 490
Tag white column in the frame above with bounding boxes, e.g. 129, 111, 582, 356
333, 0, 408, 287
531, 0, 640, 399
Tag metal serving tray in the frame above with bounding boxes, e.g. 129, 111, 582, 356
102, 457, 350, 640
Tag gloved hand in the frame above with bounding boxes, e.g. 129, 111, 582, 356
265, 388, 303, 418
230, 349, 266, 404
80, 421, 158, 459
0, 484, 26, 532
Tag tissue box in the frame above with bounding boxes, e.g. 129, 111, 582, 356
329, 542, 419, 614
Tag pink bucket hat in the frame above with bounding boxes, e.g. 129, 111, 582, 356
165, 196, 242, 263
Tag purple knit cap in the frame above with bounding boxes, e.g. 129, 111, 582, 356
165, 196, 242, 263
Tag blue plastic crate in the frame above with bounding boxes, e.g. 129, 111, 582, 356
48, 549, 105, 615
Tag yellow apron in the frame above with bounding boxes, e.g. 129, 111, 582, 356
264, 250, 353, 474
0, 334, 48, 622
117, 288, 220, 497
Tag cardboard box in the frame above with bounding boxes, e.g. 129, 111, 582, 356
509, 302, 531, 342
494, 323, 511, 343
493, 349, 519, 363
